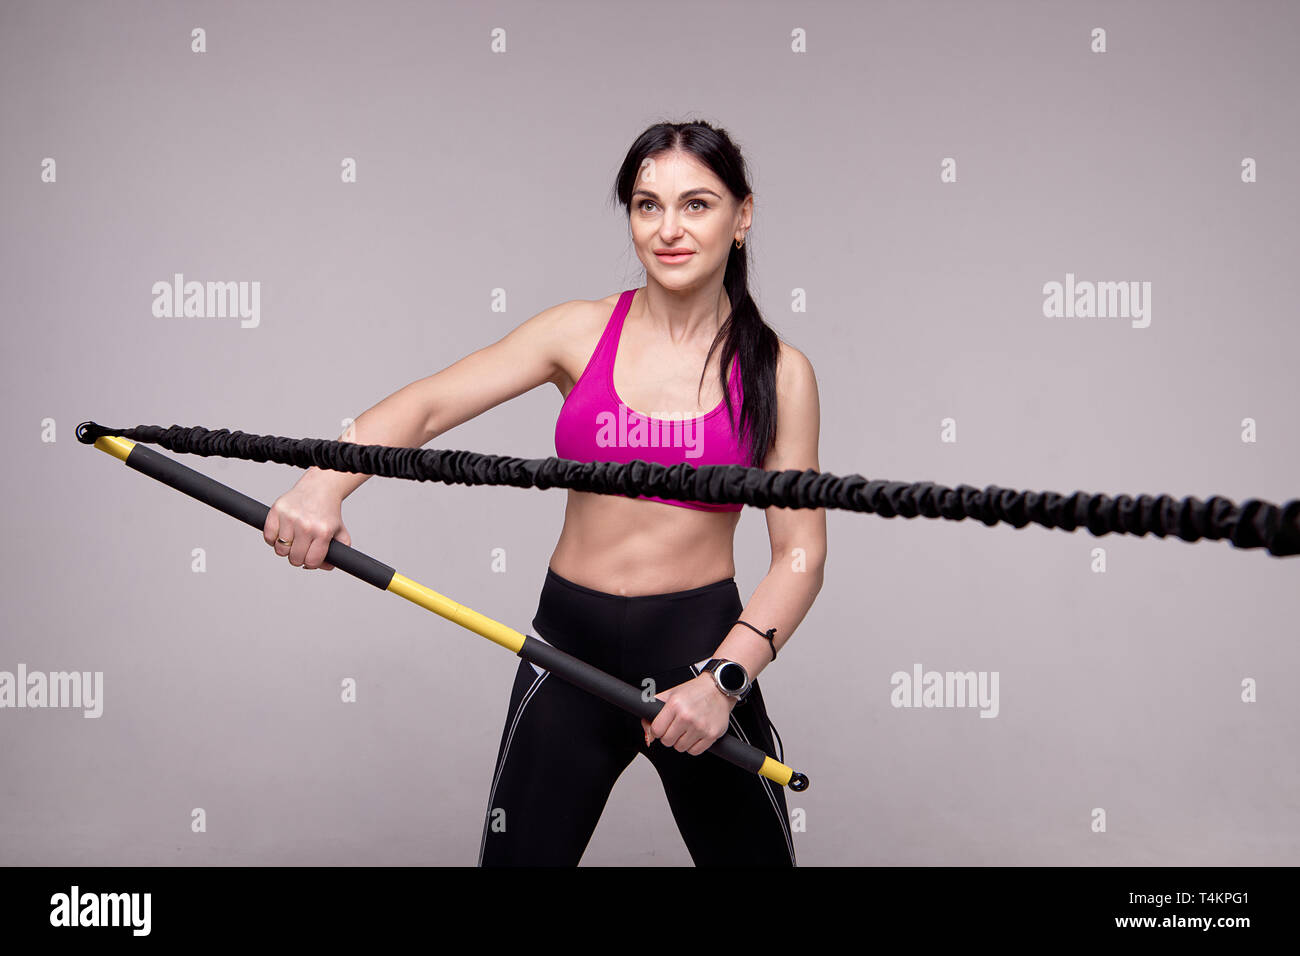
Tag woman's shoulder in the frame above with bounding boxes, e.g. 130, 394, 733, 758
772, 339, 819, 405
515, 290, 621, 339
534, 290, 636, 376
586, 287, 640, 325
553, 288, 643, 343
774, 339, 816, 383
548, 288, 633, 327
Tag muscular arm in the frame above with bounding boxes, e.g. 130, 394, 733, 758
304, 299, 574, 500
704, 342, 827, 684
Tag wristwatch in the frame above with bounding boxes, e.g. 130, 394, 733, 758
702, 658, 751, 702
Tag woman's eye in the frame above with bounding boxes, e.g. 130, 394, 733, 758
637, 199, 710, 212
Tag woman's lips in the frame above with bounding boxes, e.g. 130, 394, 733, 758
654, 251, 694, 263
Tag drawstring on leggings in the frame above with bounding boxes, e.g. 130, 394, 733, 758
767, 717, 784, 764
744, 690, 784, 765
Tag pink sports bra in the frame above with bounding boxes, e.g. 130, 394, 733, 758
554, 288, 748, 512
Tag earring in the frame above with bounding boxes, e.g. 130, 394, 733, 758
735, 236, 745, 249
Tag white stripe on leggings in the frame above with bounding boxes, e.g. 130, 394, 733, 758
477, 667, 551, 866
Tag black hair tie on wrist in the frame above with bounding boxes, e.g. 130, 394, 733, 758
733, 619, 777, 661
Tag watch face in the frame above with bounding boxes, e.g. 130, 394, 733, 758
717, 662, 746, 693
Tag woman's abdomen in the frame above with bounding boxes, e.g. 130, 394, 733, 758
548, 490, 740, 596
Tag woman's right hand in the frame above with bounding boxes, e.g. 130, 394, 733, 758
263, 475, 352, 570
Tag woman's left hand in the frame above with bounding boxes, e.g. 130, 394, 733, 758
641, 673, 738, 755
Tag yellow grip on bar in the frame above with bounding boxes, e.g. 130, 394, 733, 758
386, 573, 527, 653
95, 435, 136, 461
758, 756, 794, 786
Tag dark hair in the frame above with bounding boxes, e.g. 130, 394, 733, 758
611, 120, 780, 468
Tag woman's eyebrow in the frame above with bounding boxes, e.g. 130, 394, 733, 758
631, 187, 723, 200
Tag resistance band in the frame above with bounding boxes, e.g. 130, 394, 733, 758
78, 425, 809, 792
77, 422, 1299, 556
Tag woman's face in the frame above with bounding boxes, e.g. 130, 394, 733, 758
629, 150, 752, 291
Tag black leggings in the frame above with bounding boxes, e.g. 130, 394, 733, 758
477, 567, 796, 866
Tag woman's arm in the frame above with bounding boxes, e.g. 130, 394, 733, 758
303, 299, 576, 500
710, 342, 827, 683
642, 342, 827, 755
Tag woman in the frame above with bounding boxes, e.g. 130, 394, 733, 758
262, 120, 826, 866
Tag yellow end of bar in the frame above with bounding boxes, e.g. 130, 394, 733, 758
758, 756, 794, 787
94, 436, 135, 461
386, 573, 527, 653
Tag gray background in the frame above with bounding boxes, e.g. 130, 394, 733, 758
1, 0, 1296, 866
